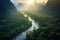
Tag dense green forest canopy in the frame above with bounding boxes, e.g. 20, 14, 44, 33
24, 0, 60, 39
0, 0, 32, 40
0, 0, 60, 40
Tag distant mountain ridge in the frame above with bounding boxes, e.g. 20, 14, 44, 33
0, 0, 32, 40
0, 0, 17, 19
41, 0, 60, 17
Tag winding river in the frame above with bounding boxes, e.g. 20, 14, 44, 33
13, 11, 39, 40
10, 0, 48, 40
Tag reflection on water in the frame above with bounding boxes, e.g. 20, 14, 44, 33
13, 12, 39, 40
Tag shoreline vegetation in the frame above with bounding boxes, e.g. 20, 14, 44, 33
23, 10, 60, 40
0, 11, 32, 40
0, 0, 60, 40
0, 0, 32, 40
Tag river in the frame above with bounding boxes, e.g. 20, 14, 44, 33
13, 11, 39, 40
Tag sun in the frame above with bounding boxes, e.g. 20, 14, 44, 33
28, 0, 35, 5
10, 0, 48, 10
27, 0, 48, 6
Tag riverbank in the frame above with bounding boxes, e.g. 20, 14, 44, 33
13, 11, 39, 40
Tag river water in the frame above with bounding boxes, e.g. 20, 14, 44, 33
10, 0, 48, 40
13, 11, 39, 40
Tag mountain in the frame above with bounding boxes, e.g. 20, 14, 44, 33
41, 0, 60, 17
0, 0, 17, 19
16, 3, 23, 10
0, 0, 32, 40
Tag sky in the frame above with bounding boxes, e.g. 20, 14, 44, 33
10, 0, 48, 10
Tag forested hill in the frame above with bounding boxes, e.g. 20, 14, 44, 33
0, 0, 32, 40
41, 0, 60, 17
0, 0, 17, 19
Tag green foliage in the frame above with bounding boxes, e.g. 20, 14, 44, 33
0, 11, 32, 40
25, 11, 60, 40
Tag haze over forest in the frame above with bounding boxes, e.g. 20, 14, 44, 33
0, 0, 60, 40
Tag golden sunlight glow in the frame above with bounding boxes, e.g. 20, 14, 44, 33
27, 0, 48, 6
26, 0, 36, 8
23, 0, 48, 10
11, 0, 48, 10
13, 0, 48, 6
28, 0, 34, 4
39, 0, 48, 5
